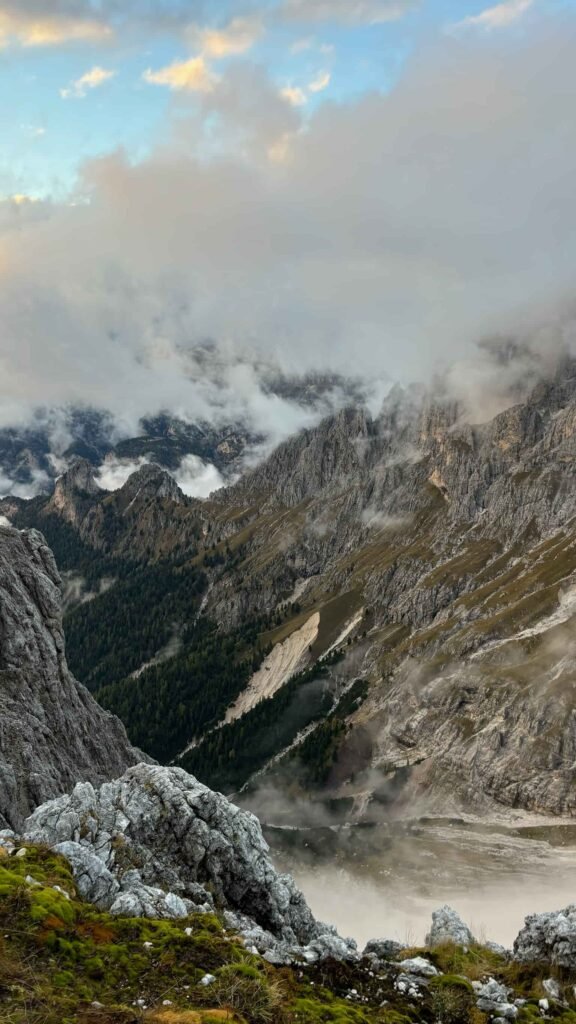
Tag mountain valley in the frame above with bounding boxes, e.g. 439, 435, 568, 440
3, 357, 576, 823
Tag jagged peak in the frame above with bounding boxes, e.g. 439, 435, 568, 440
54, 457, 100, 498
116, 463, 185, 506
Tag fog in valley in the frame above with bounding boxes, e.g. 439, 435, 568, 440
268, 819, 576, 947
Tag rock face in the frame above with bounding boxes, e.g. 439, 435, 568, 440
513, 904, 576, 967
24, 763, 356, 961
425, 905, 474, 947
0, 525, 142, 830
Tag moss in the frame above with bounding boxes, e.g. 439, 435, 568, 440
2, 845, 575, 1024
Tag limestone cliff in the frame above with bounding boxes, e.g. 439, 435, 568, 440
0, 523, 143, 829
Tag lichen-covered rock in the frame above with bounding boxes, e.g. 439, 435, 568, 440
473, 978, 518, 1020
426, 905, 474, 947
0, 527, 143, 830
23, 762, 357, 962
363, 938, 406, 962
513, 904, 576, 968
398, 956, 439, 978
53, 841, 119, 908
109, 886, 191, 920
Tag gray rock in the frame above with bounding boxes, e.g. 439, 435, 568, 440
398, 956, 439, 978
485, 941, 510, 958
513, 905, 576, 968
0, 528, 144, 830
426, 905, 474, 947
363, 938, 405, 961
24, 762, 357, 962
474, 978, 517, 1019
53, 841, 119, 909
542, 978, 563, 1003
109, 886, 190, 920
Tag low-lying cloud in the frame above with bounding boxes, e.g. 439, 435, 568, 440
96, 453, 226, 499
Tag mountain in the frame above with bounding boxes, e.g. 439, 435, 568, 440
0, 522, 144, 830
1, 514, 575, 1024
4, 357, 576, 819
0, 368, 367, 498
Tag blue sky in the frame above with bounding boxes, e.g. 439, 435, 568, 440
1, 0, 568, 199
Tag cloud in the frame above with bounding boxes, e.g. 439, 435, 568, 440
280, 0, 418, 25
188, 16, 263, 58
281, 71, 331, 109
0, 16, 575, 438
0, 467, 51, 500
281, 84, 308, 106
143, 55, 217, 92
60, 66, 116, 100
95, 453, 225, 498
0, 5, 111, 48
174, 454, 225, 497
451, 0, 534, 32
0, 1, 210, 44
308, 70, 331, 93
95, 456, 146, 491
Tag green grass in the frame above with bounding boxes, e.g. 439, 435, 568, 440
3, 849, 576, 1024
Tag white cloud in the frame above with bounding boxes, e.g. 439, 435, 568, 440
0, 467, 51, 499
95, 454, 225, 499
280, 0, 418, 25
60, 66, 116, 100
143, 55, 217, 93
451, 0, 534, 32
0, 19, 575, 437
308, 70, 331, 93
96, 456, 148, 492
0, 6, 110, 48
188, 16, 263, 59
174, 455, 225, 498
281, 84, 308, 106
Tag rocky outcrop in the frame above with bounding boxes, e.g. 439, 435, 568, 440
46, 457, 101, 525
426, 905, 474, 947
23, 763, 357, 963
513, 904, 576, 967
0, 524, 142, 830
109, 463, 186, 507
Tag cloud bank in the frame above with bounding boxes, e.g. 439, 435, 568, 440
0, 10, 575, 437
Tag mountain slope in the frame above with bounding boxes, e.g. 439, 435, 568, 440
4, 359, 576, 818
0, 522, 144, 830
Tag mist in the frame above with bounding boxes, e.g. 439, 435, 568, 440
295, 863, 576, 948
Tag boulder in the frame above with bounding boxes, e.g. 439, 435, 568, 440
513, 905, 576, 968
426, 905, 474, 947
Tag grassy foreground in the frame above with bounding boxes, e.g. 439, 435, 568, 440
1, 845, 576, 1024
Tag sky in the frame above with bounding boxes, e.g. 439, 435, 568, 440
0, 0, 575, 439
